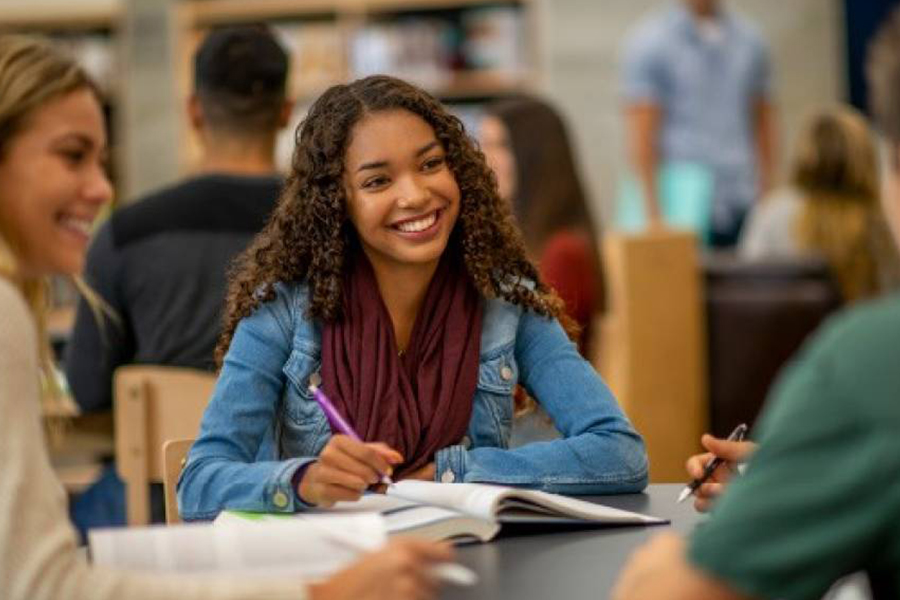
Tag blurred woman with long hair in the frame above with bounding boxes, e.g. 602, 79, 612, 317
481, 96, 605, 357
740, 106, 900, 302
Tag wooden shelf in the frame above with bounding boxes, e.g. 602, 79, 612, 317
287, 71, 529, 103
360, 0, 527, 15
433, 69, 531, 99
182, 0, 341, 26
182, 0, 527, 25
0, 1, 121, 31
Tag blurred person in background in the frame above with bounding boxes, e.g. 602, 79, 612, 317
480, 96, 605, 447
480, 96, 604, 359
66, 24, 292, 415
63, 25, 291, 530
0, 33, 452, 600
740, 106, 900, 302
611, 8, 900, 599
621, 0, 776, 247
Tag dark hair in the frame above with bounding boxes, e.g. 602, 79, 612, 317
486, 95, 605, 312
193, 25, 288, 136
215, 75, 566, 366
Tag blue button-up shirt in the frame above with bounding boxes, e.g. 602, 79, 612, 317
621, 2, 772, 230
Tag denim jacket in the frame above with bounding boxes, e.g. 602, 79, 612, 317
178, 282, 648, 521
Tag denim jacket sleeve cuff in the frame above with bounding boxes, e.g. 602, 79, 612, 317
268, 457, 317, 512
434, 445, 468, 483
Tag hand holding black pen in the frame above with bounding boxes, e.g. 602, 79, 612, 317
677, 423, 749, 505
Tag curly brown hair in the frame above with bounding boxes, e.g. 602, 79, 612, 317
216, 75, 568, 366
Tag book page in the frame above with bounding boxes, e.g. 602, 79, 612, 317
216, 499, 497, 542
387, 481, 666, 524
383, 505, 470, 532
501, 490, 665, 523
387, 481, 507, 520
215, 494, 417, 524
383, 505, 500, 543
328, 493, 419, 514
90, 514, 386, 579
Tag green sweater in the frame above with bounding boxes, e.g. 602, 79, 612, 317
690, 292, 900, 600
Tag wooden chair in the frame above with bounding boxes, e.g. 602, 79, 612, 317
596, 230, 707, 482
162, 438, 194, 525
114, 366, 215, 525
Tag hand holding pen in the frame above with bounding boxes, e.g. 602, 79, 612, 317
297, 383, 402, 507
678, 424, 756, 511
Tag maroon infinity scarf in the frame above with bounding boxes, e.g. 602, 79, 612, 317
320, 253, 483, 476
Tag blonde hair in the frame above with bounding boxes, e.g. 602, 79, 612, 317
0, 35, 107, 413
791, 107, 887, 302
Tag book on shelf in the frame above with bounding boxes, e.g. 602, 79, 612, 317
216, 481, 667, 544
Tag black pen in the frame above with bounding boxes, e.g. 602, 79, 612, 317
676, 423, 748, 504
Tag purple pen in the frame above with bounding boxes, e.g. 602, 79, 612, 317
308, 383, 394, 486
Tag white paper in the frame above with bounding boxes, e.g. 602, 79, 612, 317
90, 514, 386, 579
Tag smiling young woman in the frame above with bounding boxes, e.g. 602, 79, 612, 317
177, 75, 648, 519
342, 108, 463, 353
0, 35, 451, 600
0, 87, 111, 277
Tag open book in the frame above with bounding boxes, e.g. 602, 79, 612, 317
216, 481, 666, 543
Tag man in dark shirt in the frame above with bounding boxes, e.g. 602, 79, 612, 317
66, 25, 291, 413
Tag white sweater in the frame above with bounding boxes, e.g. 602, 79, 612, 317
0, 278, 307, 600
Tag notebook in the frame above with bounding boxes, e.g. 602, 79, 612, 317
216, 481, 667, 543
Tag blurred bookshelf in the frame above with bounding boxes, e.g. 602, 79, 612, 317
0, 1, 121, 31
0, 1, 122, 112
174, 0, 537, 171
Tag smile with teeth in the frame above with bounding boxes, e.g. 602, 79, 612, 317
393, 210, 439, 233
59, 215, 93, 237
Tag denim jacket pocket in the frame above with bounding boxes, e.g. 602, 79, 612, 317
280, 348, 329, 458
471, 348, 517, 448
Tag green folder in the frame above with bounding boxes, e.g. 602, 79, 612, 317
615, 162, 714, 245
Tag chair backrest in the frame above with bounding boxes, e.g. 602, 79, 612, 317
704, 255, 842, 437
597, 230, 707, 483
114, 365, 216, 525
162, 438, 194, 525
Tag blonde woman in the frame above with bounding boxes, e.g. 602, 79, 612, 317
739, 106, 899, 301
0, 35, 451, 600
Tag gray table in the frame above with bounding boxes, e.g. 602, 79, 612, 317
444, 484, 702, 600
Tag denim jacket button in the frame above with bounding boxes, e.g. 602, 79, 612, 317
272, 491, 289, 509
460, 435, 471, 449
440, 469, 456, 483
308, 372, 322, 388
500, 366, 513, 381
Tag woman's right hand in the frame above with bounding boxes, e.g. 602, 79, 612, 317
308, 539, 454, 600
685, 434, 757, 513
298, 435, 403, 507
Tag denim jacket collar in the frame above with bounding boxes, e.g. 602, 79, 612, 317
282, 280, 521, 361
